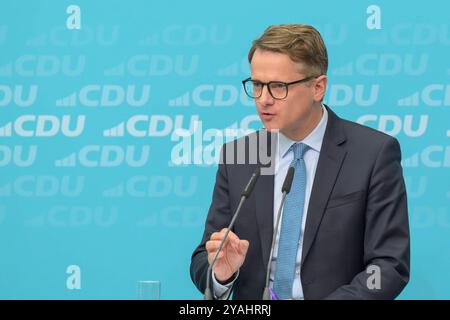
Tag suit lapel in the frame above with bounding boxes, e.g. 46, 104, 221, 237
301, 106, 347, 264
254, 172, 274, 268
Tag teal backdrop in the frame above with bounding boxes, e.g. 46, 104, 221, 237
1, 0, 449, 299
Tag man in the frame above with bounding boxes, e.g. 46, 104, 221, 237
190, 24, 410, 300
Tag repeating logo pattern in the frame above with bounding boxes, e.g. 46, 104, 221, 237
0, 1, 449, 299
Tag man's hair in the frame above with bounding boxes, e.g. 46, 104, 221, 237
248, 24, 328, 77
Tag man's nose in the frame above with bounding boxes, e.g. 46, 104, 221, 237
258, 85, 274, 105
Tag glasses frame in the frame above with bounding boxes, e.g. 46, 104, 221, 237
242, 75, 317, 100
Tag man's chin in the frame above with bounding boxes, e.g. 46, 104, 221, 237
263, 126, 282, 132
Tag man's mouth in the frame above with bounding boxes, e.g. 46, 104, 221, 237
261, 112, 276, 120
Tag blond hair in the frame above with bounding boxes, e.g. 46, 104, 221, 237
248, 24, 328, 76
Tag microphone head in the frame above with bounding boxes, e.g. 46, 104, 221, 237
282, 166, 295, 193
241, 167, 261, 198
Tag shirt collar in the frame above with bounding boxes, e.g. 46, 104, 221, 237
279, 104, 329, 158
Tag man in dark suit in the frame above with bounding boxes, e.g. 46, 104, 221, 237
190, 24, 410, 300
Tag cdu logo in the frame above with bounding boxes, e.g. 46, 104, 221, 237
55, 145, 150, 168
0, 55, 85, 77
56, 85, 151, 107
104, 54, 199, 77
357, 114, 428, 137
139, 24, 232, 46
169, 84, 253, 107
325, 84, 379, 107
0, 115, 85, 137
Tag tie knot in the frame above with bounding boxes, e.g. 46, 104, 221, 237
291, 143, 309, 160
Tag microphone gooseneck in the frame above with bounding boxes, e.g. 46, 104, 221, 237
204, 167, 261, 300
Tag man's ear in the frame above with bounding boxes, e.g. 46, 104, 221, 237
313, 75, 327, 102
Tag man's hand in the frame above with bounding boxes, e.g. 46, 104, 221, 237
205, 228, 249, 283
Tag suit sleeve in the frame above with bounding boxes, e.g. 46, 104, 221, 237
190, 146, 235, 298
325, 137, 410, 299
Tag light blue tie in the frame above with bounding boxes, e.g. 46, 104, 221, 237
273, 142, 309, 299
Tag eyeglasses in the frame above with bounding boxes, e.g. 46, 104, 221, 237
242, 76, 316, 100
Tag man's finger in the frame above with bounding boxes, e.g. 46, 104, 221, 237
210, 230, 228, 241
226, 230, 240, 243
238, 240, 249, 255
205, 240, 222, 252
208, 251, 224, 264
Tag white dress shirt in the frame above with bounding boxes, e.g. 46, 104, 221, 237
213, 105, 328, 299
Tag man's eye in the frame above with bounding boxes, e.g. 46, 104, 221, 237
253, 82, 263, 88
270, 83, 285, 89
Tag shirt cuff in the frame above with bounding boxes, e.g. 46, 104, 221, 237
212, 270, 239, 300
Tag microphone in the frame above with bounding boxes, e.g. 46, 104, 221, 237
204, 167, 261, 300
262, 166, 295, 300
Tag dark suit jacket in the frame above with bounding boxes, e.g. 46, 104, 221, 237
190, 105, 410, 300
